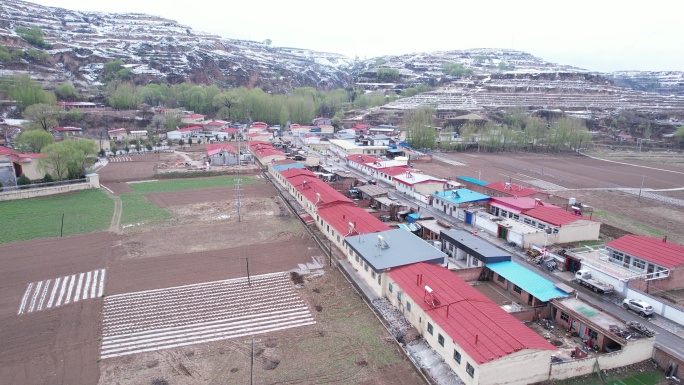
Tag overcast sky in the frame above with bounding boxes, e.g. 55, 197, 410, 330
29, 0, 684, 72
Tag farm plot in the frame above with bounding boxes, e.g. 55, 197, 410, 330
98, 268, 425, 385
418, 151, 684, 243
0, 189, 114, 243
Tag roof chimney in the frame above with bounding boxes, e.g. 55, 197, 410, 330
475, 334, 479, 345
663, 236, 667, 243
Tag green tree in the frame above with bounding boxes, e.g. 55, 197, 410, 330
107, 82, 140, 109
101, 59, 132, 83
406, 106, 437, 149
25, 49, 50, 62
442, 62, 474, 77
376, 68, 400, 82
17, 174, 31, 187
16, 26, 50, 49
22, 103, 61, 130
146, 142, 153, 151
188, 138, 193, 146
0, 74, 56, 109
0, 46, 11, 62
38, 139, 98, 180
14, 129, 54, 152
42, 173, 54, 183
675, 126, 684, 143
56, 83, 79, 101
178, 138, 185, 146
110, 143, 117, 154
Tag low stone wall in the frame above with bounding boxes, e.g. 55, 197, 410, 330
451, 266, 482, 281
653, 345, 683, 378
550, 337, 655, 380
0, 174, 99, 201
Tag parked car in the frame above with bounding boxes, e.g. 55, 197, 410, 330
622, 298, 654, 316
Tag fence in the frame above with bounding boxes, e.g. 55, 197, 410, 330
0, 174, 99, 201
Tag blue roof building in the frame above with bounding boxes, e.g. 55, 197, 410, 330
431, 188, 490, 221
487, 261, 569, 305
271, 163, 306, 173
456, 176, 488, 186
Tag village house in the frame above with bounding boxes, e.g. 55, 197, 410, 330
440, 228, 511, 268
312, 117, 332, 126
204, 120, 230, 131
166, 125, 203, 141
344, 229, 446, 297
108, 128, 128, 142
431, 189, 490, 221
328, 139, 388, 159
205, 143, 238, 166
8, 153, 47, 180
605, 235, 684, 292
386, 262, 557, 385
393, 171, 447, 204
483, 181, 547, 200
180, 113, 205, 125
248, 141, 286, 164
486, 260, 569, 307
50, 127, 82, 140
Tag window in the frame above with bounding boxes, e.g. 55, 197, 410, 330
453, 349, 461, 363
438, 334, 445, 347
632, 258, 646, 270
427, 322, 434, 335
337, 235, 340, 243
364, 263, 369, 272
406, 302, 411, 312
588, 329, 598, 340
377, 275, 381, 285
497, 275, 506, 284
371, 271, 376, 279
513, 285, 522, 294
397, 292, 402, 302
389, 283, 393, 293
560, 312, 569, 322
512, 214, 520, 220
466, 363, 475, 377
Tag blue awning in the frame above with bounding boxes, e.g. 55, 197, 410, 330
487, 261, 568, 302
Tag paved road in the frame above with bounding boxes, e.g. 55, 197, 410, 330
321, 148, 684, 360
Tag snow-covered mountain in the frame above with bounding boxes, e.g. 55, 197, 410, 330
0, 0, 355, 92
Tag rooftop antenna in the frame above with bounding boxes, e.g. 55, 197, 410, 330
315, 192, 323, 206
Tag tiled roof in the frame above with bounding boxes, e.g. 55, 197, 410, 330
345, 154, 380, 164
524, 206, 584, 226
394, 172, 446, 186
178, 125, 203, 132
318, 205, 390, 237
205, 143, 237, 156
389, 263, 556, 364
606, 235, 684, 268
489, 197, 551, 211
485, 181, 539, 197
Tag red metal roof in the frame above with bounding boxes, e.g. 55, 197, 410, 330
184, 114, 205, 119
286, 173, 353, 207
0, 146, 17, 156
221, 128, 239, 134
345, 154, 380, 164
377, 166, 410, 176
486, 181, 539, 197
52, 126, 82, 132
280, 168, 316, 179
178, 125, 203, 132
523, 206, 584, 226
205, 143, 237, 156
253, 148, 285, 159
108, 128, 127, 134
489, 197, 551, 211
388, 263, 556, 364
352, 123, 370, 129
8, 153, 46, 162
318, 204, 390, 236
606, 235, 684, 268
207, 120, 229, 126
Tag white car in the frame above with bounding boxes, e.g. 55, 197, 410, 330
622, 298, 654, 316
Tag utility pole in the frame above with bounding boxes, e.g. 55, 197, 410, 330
638, 175, 645, 202
235, 179, 242, 222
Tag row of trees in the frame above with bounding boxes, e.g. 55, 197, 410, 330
106, 82, 394, 126
405, 107, 593, 153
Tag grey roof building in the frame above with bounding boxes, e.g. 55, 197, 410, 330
345, 228, 446, 273
440, 228, 512, 265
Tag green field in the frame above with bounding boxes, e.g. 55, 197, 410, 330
129, 176, 262, 194
0, 189, 114, 243
0, 176, 264, 243
555, 369, 665, 385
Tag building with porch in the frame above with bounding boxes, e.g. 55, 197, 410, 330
344, 229, 446, 298
486, 261, 569, 307
432, 189, 490, 221
605, 235, 684, 292
393, 171, 447, 204
386, 262, 557, 385
205, 143, 238, 166
440, 228, 512, 268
